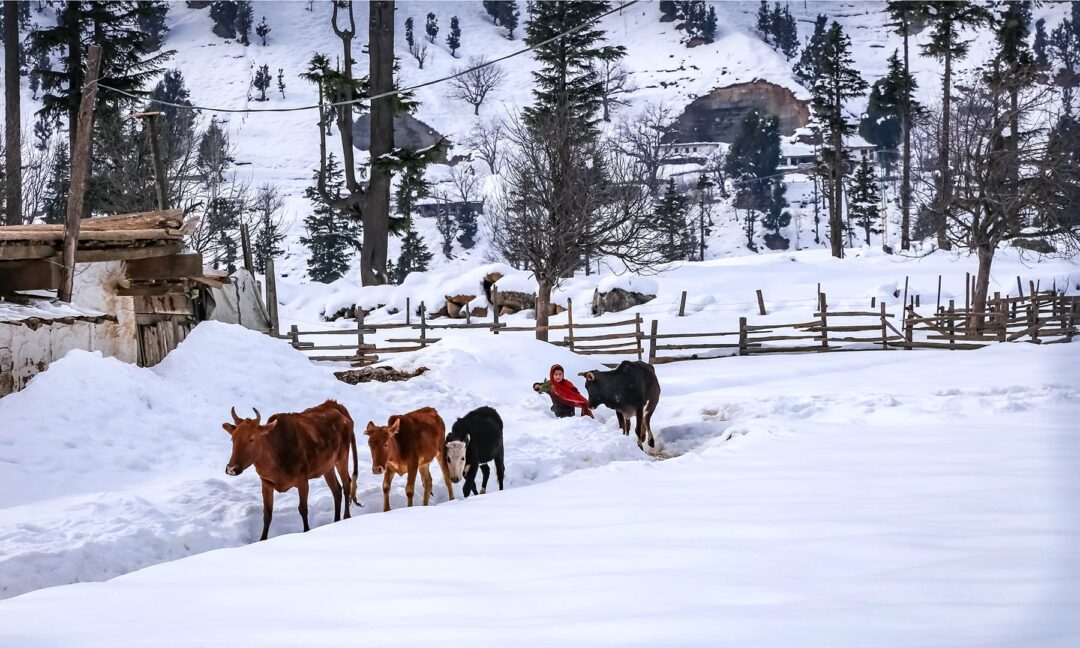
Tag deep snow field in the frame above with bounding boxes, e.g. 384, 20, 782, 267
1, 247, 1078, 645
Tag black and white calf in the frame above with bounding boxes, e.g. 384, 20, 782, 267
444, 406, 505, 498
580, 360, 661, 450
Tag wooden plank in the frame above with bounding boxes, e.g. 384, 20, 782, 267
886, 340, 987, 350
265, 256, 280, 336
572, 347, 640, 355
125, 253, 203, 280
74, 243, 182, 262
747, 334, 824, 342
301, 344, 377, 351
813, 311, 895, 318
756, 289, 766, 315
655, 342, 744, 350
678, 291, 687, 317
0, 259, 61, 291
798, 324, 882, 333
385, 337, 443, 344
0, 244, 55, 260
747, 345, 831, 354
117, 282, 188, 296
563, 331, 641, 342
285, 327, 379, 336
571, 340, 643, 351
651, 331, 741, 339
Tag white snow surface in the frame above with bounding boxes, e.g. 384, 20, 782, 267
596, 273, 660, 295
0, 329, 1077, 645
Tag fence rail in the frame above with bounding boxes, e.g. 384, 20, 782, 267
284, 282, 1078, 367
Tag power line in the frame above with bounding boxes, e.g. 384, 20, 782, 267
98, 0, 640, 115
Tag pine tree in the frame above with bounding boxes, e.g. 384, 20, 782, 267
810, 21, 868, 258
794, 14, 828, 85
405, 17, 415, 49
756, 0, 772, 45
654, 178, 694, 261
425, 13, 438, 44
236, 1, 253, 46
847, 158, 881, 245
769, 3, 784, 50
776, 6, 799, 59
209, 1, 238, 39
725, 110, 782, 250
702, 7, 718, 43
256, 16, 270, 46
252, 184, 285, 274
659, 1, 677, 22
277, 68, 286, 98
394, 158, 431, 224
436, 212, 456, 258
447, 16, 461, 57
149, 69, 195, 163
253, 64, 271, 101
483, 1, 500, 24
917, 0, 992, 250
33, 113, 54, 151
393, 227, 433, 284
762, 178, 790, 241
42, 141, 69, 224
28, 47, 48, 100
885, 1, 918, 250
498, 1, 520, 39
859, 50, 920, 154
1049, 20, 1079, 115
136, 1, 169, 52
1034, 18, 1049, 70
523, 1, 625, 139
301, 154, 360, 283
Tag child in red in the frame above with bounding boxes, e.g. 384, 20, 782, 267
533, 364, 594, 418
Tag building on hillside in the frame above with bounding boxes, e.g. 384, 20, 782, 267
0, 210, 244, 397
779, 129, 879, 172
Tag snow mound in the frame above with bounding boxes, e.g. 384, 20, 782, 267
596, 274, 660, 295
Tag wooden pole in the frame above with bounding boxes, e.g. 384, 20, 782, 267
240, 223, 255, 274
905, 303, 915, 350
678, 290, 687, 317
289, 324, 300, 348
357, 308, 365, 357
871, 296, 876, 308
406, 297, 411, 325
648, 319, 658, 363
1016, 276, 1024, 299
465, 303, 472, 325
936, 275, 942, 311
946, 300, 955, 349
634, 312, 643, 361
756, 289, 766, 316
818, 292, 829, 350
58, 44, 103, 303
566, 298, 574, 352
915, 293, 920, 308
4, 0, 22, 226
879, 301, 888, 350
491, 287, 499, 334
420, 301, 427, 348
738, 317, 748, 356
265, 256, 280, 335
964, 272, 970, 315
900, 276, 909, 336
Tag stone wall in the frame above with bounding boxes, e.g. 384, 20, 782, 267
671, 80, 810, 143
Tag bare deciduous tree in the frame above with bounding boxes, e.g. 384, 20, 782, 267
465, 117, 505, 174
409, 40, 428, 69
616, 103, 680, 196
488, 112, 664, 341
598, 59, 634, 122
449, 57, 506, 115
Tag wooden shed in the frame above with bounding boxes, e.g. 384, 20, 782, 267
0, 210, 224, 395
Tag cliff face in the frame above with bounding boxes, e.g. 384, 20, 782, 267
670, 80, 811, 142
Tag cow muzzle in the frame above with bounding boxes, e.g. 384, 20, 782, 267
451, 476, 461, 484
225, 465, 242, 476
372, 466, 384, 475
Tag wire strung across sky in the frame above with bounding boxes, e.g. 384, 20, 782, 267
97, 0, 641, 115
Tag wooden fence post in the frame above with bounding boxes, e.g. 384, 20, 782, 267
905, 304, 914, 350
678, 290, 687, 317
634, 312, 643, 361
420, 301, 427, 348
265, 256, 280, 336
465, 303, 472, 325
738, 317, 748, 356
871, 296, 876, 308
947, 300, 956, 349
756, 289, 766, 316
357, 309, 366, 359
1017, 276, 1024, 300
964, 273, 970, 316
1031, 291, 1041, 344
492, 287, 499, 334
818, 292, 829, 350
289, 324, 299, 348
915, 294, 920, 308
879, 301, 888, 350
936, 275, 942, 311
566, 298, 575, 352
406, 297, 411, 326
240, 224, 254, 274
648, 319, 658, 363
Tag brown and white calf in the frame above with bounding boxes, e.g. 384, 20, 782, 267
223, 400, 359, 541
365, 406, 454, 512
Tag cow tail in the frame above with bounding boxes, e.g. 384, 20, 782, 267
349, 423, 360, 506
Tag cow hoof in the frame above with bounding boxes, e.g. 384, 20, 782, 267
480, 487, 486, 494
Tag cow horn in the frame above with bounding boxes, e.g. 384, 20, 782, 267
252, 408, 262, 425
231, 407, 241, 424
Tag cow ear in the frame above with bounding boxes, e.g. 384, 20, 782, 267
222, 423, 236, 435
364, 421, 376, 436
584, 371, 596, 382
465, 434, 471, 445
388, 419, 401, 435
259, 419, 277, 435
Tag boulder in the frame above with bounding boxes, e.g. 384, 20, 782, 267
592, 288, 655, 316
493, 289, 535, 314
445, 293, 477, 319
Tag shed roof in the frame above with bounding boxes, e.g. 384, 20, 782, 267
0, 210, 195, 263
0, 298, 115, 328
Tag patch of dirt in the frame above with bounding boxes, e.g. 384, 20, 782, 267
334, 366, 429, 385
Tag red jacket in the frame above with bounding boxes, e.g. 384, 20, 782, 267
548, 364, 593, 417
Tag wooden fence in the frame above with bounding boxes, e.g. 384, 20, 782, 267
284, 287, 1078, 367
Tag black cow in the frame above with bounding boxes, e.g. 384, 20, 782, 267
444, 406, 506, 498
580, 361, 661, 450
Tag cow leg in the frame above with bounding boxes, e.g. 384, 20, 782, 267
479, 464, 491, 495
437, 450, 456, 501
645, 403, 657, 449
259, 480, 274, 541
634, 407, 646, 450
419, 463, 433, 506
464, 462, 479, 497
616, 411, 628, 436
324, 471, 342, 522
381, 471, 394, 512
336, 456, 352, 519
495, 451, 505, 491
405, 463, 419, 507
297, 480, 311, 532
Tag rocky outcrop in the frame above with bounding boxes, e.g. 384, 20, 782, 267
592, 288, 655, 316
670, 80, 810, 142
352, 114, 446, 163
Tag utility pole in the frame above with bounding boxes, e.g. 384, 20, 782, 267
135, 112, 169, 210
59, 44, 102, 302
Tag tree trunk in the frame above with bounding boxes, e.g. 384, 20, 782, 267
66, 4, 82, 157
830, 130, 844, 258
1007, 87, 1020, 235
968, 244, 994, 333
937, 44, 953, 251
535, 276, 551, 342
363, 0, 394, 286
4, 0, 22, 225
900, 24, 911, 251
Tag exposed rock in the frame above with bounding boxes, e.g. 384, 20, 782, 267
764, 233, 790, 251
471, 306, 488, 318
352, 114, 447, 163
670, 80, 810, 143
592, 288, 655, 316
1012, 238, 1055, 254
334, 366, 429, 385
493, 290, 535, 314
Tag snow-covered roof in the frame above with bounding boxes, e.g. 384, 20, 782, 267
0, 298, 114, 327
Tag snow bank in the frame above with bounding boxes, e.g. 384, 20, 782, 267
596, 274, 660, 295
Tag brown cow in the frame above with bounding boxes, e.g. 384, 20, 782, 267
365, 406, 455, 512
223, 400, 360, 541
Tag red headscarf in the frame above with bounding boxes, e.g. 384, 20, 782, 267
549, 364, 593, 417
